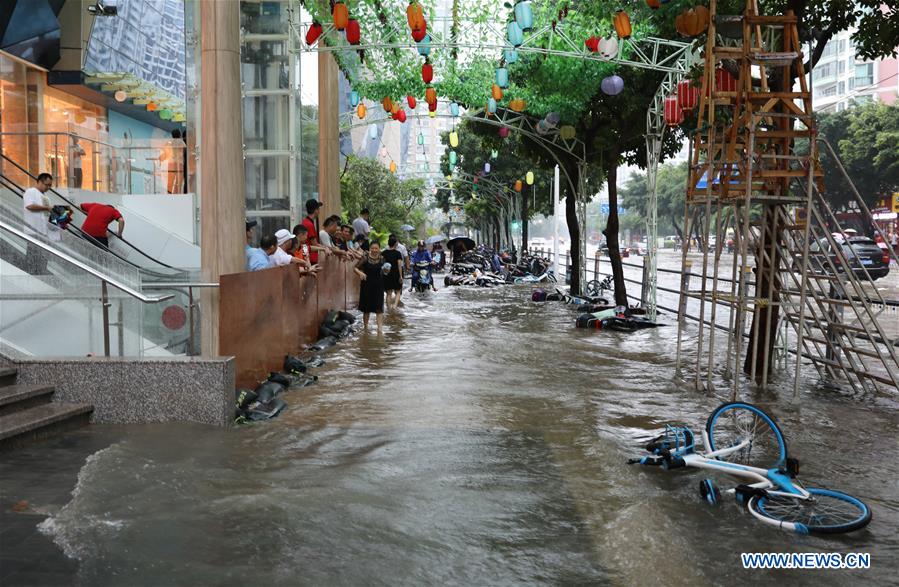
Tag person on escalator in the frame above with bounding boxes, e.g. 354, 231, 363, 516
80, 202, 124, 248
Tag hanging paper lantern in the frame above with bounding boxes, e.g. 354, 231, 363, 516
677, 6, 710, 37
407, 95, 417, 109
417, 34, 431, 56
369, 126, 378, 139
495, 67, 509, 88
504, 49, 519, 63
545, 112, 560, 127
599, 37, 618, 59
395, 109, 407, 123
159, 109, 173, 120
498, 127, 509, 138
677, 79, 700, 112
305, 22, 323, 45
491, 150, 498, 159
147, 102, 158, 112
418, 132, 425, 145
449, 151, 457, 166
560, 125, 576, 140
507, 21, 524, 47
646, 0, 661, 9
492, 84, 503, 101
601, 75, 624, 96
382, 96, 394, 112
514, 180, 523, 192
391, 101, 401, 115
484, 162, 491, 174
714, 67, 737, 93
450, 102, 460, 117
585, 36, 600, 53
114, 90, 127, 102
664, 95, 684, 126
526, 171, 534, 185
428, 101, 438, 112
487, 98, 497, 114
332, 1, 349, 30
421, 62, 433, 84
509, 98, 526, 112
514, 0, 534, 31
390, 161, 397, 173
449, 131, 459, 147
357, 103, 367, 119
346, 19, 361, 45
412, 21, 428, 43
406, 2, 425, 31
350, 91, 360, 107
535, 120, 550, 135
613, 11, 632, 39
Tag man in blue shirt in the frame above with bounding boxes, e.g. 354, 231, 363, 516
245, 219, 274, 271
410, 240, 437, 291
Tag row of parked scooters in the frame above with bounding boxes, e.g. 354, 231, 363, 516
443, 247, 558, 288
531, 276, 664, 332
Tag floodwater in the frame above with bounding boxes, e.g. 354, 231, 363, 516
3, 284, 898, 586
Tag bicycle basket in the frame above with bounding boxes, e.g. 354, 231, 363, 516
646, 424, 695, 457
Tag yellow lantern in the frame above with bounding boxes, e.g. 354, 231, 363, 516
357, 103, 367, 119
389, 161, 397, 173
560, 125, 576, 140
429, 110, 436, 118
526, 171, 534, 185
449, 131, 459, 147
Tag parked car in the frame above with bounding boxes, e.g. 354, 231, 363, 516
810, 236, 890, 281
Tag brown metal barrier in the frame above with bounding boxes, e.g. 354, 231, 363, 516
219, 256, 361, 387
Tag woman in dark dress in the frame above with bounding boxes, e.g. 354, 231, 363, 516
354, 240, 386, 332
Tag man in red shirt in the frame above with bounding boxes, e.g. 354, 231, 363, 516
80, 202, 124, 248
301, 198, 329, 264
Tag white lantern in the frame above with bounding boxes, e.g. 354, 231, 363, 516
599, 37, 618, 59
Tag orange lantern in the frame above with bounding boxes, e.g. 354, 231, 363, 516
514, 180, 523, 192
425, 86, 437, 105
357, 103, 367, 119
491, 84, 503, 101
389, 161, 397, 173
613, 11, 631, 39
332, 1, 349, 30
382, 96, 394, 112
406, 2, 425, 31
664, 96, 683, 126
694, 5, 710, 33
509, 98, 526, 112
147, 102, 158, 112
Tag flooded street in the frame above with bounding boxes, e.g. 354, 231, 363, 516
3, 284, 898, 586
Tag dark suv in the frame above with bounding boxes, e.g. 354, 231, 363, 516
809, 236, 891, 281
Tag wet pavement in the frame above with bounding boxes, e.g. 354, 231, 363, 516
1, 284, 898, 586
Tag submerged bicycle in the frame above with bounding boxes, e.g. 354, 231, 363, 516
628, 402, 872, 535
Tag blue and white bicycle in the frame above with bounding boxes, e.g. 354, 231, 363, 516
628, 402, 872, 535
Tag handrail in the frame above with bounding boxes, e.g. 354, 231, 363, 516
142, 282, 219, 288
0, 130, 182, 152
0, 153, 186, 274
0, 217, 172, 303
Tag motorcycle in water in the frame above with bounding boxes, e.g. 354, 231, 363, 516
411, 260, 434, 293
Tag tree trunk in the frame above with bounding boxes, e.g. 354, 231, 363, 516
603, 163, 628, 307
743, 205, 782, 383
493, 215, 501, 250
521, 190, 529, 251
564, 170, 581, 294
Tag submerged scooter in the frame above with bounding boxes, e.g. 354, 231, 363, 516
411, 260, 434, 293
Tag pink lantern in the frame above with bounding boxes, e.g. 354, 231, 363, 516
498, 127, 509, 138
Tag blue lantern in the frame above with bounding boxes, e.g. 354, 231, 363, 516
504, 49, 518, 64
601, 75, 625, 96
417, 34, 431, 56
487, 98, 497, 114
417, 132, 424, 145
450, 102, 460, 117
350, 91, 359, 107
495, 67, 509, 88
514, 0, 534, 31
449, 150, 457, 166
369, 126, 378, 140
507, 22, 524, 47
484, 162, 491, 174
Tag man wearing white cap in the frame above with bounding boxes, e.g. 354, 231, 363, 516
270, 228, 302, 267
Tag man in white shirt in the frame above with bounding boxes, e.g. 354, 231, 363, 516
270, 229, 318, 275
394, 235, 410, 272
352, 208, 371, 239
23, 173, 54, 274
319, 215, 347, 258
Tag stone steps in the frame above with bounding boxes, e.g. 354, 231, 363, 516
0, 367, 93, 448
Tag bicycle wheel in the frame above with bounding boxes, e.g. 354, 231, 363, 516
749, 488, 872, 535
585, 280, 600, 297
706, 402, 787, 469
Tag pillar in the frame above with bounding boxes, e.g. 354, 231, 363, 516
318, 52, 341, 218
200, 0, 245, 356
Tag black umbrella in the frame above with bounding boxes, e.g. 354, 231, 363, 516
447, 236, 475, 250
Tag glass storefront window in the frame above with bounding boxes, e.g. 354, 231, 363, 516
245, 155, 290, 211
241, 40, 289, 90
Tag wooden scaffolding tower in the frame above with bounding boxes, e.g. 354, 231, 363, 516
676, 0, 899, 397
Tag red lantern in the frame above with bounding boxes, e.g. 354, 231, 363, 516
406, 1, 425, 31
664, 95, 683, 126
714, 67, 737, 93
411, 21, 427, 43
499, 127, 509, 138
425, 86, 437, 105
332, 1, 349, 30
646, 0, 661, 9
305, 22, 323, 46
394, 109, 407, 123
428, 101, 438, 112
407, 95, 417, 109
585, 36, 599, 53
422, 62, 433, 84
677, 79, 700, 112
346, 19, 361, 45
514, 180, 523, 192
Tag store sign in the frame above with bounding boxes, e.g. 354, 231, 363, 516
873, 211, 897, 221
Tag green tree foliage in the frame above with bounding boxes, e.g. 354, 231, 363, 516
340, 155, 428, 239
619, 162, 689, 237
837, 102, 899, 206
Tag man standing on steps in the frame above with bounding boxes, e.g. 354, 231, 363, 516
22, 173, 54, 274
353, 208, 371, 240
79, 202, 124, 248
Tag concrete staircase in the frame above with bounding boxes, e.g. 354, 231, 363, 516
0, 367, 92, 448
